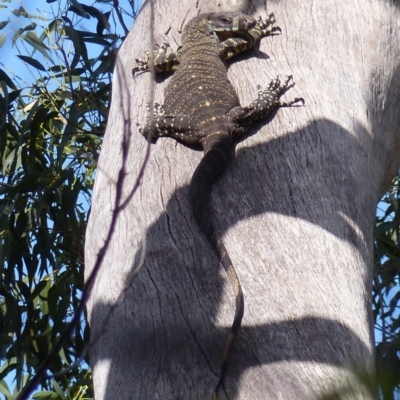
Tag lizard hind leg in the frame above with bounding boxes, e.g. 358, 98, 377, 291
138, 103, 203, 144
228, 75, 304, 131
137, 103, 166, 141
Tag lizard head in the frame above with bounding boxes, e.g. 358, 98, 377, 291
185, 12, 257, 38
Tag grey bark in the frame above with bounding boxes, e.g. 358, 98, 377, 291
84, 0, 400, 399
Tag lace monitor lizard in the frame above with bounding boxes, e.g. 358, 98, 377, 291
133, 11, 303, 399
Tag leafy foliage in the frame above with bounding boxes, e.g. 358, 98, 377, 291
0, 0, 135, 398
374, 175, 400, 399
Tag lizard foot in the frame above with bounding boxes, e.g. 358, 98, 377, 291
257, 13, 282, 36
132, 43, 170, 75
259, 75, 305, 107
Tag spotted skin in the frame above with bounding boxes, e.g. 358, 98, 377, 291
135, 12, 303, 399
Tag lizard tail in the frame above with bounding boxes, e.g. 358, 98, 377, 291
189, 134, 244, 398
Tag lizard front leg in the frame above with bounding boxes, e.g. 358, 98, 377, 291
218, 13, 282, 61
218, 37, 251, 60
132, 43, 180, 75
138, 103, 204, 145
228, 75, 304, 135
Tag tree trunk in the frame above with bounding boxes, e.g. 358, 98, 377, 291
84, 0, 400, 399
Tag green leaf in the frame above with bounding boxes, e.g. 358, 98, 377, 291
8, 89, 22, 104
0, 379, 12, 396
21, 32, 52, 61
16, 280, 30, 300
12, 27, 23, 45
12, 6, 29, 18
11, 175, 41, 194
0, 21, 9, 30
0, 80, 8, 116
21, 22, 37, 32
32, 391, 58, 399
14, 211, 28, 236
24, 31, 50, 50
68, 0, 89, 19
63, 25, 82, 70
51, 380, 65, 398
10, 23, 37, 44
48, 65, 64, 72
30, 280, 48, 302
17, 55, 46, 72
0, 69, 16, 89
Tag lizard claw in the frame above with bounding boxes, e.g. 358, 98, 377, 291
257, 13, 282, 36
271, 76, 305, 107
257, 76, 304, 108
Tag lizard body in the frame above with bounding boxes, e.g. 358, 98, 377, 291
133, 12, 303, 398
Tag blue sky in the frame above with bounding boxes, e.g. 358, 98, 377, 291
1, 0, 138, 82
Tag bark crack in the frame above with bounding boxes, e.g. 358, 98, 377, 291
290, 319, 314, 355
146, 268, 168, 346
174, 292, 218, 376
